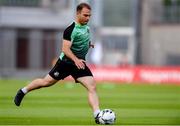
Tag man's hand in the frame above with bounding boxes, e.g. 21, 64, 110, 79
74, 58, 86, 69
89, 43, 94, 48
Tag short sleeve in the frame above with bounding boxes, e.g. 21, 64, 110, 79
63, 22, 75, 41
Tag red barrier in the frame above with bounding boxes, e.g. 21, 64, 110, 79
89, 65, 180, 84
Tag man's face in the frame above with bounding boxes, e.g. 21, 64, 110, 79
77, 7, 91, 25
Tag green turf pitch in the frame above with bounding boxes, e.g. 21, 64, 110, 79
0, 79, 180, 125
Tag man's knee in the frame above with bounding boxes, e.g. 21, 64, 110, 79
40, 79, 49, 87
40, 76, 56, 87
88, 82, 97, 93
78, 76, 97, 92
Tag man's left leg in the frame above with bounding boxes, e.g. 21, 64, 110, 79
77, 76, 100, 123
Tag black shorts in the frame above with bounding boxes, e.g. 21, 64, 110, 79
49, 58, 93, 82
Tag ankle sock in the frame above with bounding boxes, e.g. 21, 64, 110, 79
21, 87, 28, 94
94, 109, 100, 118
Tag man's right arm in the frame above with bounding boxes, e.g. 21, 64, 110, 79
62, 39, 85, 69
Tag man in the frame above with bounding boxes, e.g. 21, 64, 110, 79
14, 3, 101, 124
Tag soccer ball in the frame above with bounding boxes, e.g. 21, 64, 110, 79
98, 109, 116, 125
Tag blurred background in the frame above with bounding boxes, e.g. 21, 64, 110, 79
0, 1, 180, 125
0, 0, 180, 82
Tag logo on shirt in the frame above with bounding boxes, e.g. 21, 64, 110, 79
87, 28, 90, 33
54, 71, 59, 77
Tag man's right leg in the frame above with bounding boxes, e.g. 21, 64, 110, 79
77, 76, 101, 124
14, 74, 58, 106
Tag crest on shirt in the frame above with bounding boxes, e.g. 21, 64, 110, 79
87, 28, 90, 33
54, 71, 59, 77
